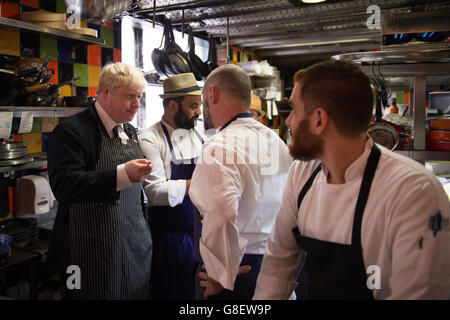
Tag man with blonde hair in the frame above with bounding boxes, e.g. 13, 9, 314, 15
48, 62, 153, 300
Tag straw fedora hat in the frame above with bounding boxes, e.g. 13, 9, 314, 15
159, 73, 202, 99
250, 93, 265, 116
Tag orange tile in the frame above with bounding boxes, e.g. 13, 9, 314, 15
113, 48, 121, 63
88, 45, 101, 66
0, 26, 20, 56
47, 60, 59, 85
88, 65, 101, 87
0, 2, 20, 19
89, 87, 98, 97
105, 22, 114, 29
20, 0, 39, 9
405, 92, 410, 104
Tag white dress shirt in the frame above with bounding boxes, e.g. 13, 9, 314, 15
95, 101, 131, 191
189, 117, 292, 290
139, 119, 205, 207
254, 139, 450, 300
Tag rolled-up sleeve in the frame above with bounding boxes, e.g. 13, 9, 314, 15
190, 144, 247, 290
140, 131, 186, 207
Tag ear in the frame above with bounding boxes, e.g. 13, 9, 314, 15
101, 87, 109, 99
168, 99, 179, 113
208, 85, 219, 104
311, 107, 328, 135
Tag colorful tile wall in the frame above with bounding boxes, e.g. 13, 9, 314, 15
0, 0, 122, 151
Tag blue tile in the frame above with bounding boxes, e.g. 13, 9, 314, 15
57, 39, 73, 63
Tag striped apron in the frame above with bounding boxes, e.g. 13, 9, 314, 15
68, 122, 152, 300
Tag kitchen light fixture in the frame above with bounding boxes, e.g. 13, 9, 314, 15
302, 0, 327, 3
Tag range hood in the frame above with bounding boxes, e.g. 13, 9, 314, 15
67, 0, 133, 21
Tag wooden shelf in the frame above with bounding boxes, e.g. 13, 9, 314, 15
394, 150, 450, 162
0, 17, 104, 45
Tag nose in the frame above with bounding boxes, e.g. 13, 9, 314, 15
286, 111, 293, 129
196, 106, 202, 117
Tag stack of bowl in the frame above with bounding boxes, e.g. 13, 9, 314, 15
0, 234, 13, 266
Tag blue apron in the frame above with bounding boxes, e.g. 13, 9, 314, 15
149, 122, 203, 300
194, 112, 263, 300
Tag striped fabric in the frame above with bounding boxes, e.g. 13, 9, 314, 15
68, 126, 152, 300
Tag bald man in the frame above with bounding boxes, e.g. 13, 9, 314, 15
189, 64, 292, 300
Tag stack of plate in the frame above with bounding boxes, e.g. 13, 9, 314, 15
429, 118, 450, 151
26, 218, 39, 244
0, 234, 13, 266
0, 218, 33, 248
0, 142, 33, 167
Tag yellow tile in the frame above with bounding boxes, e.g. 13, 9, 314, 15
22, 132, 42, 154
81, 20, 88, 28
0, 26, 20, 56
88, 65, 101, 87
58, 85, 72, 97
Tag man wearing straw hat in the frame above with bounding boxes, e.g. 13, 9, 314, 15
139, 72, 205, 300
249, 93, 265, 123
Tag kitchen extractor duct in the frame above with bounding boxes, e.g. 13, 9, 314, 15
66, 0, 133, 21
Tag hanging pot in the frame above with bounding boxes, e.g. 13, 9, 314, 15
207, 37, 219, 73
186, 26, 209, 81
367, 90, 399, 150
151, 22, 171, 77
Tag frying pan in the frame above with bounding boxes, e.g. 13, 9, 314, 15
164, 20, 192, 75
206, 37, 219, 73
152, 22, 171, 77
367, 90, 399, 150
186, 25, 209, 81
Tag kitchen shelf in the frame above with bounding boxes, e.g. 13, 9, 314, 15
0, 106, 87, 118
0, 17, 105, 45
394, 150, 450, 162
0, 153, 47, 174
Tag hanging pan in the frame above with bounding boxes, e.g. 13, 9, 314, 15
151, 21, 171, 77
186, 25, 209, 80
206, 37, 218, 73
367, 90, 399, 150
163, 19, 192, 75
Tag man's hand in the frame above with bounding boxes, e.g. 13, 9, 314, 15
199, 264, 252, 299
125, 159, 152, 182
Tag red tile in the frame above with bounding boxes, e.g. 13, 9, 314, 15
87, 45, 101, 66
0, 2, 20, 19
47, 60, 58, 84
105, 22, 114, 29
89, 87, 98, 97
113, 48, 121, 63
13, 134, 23, 143
20, 0, 40, 9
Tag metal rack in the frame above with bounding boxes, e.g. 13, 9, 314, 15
0, 106, 87, 118
0, 17, 105, 45
333, 50, 450, 162
0, 153, 47, 173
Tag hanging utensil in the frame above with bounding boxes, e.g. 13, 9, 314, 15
226, 16, 230, 64
186, 25, 209, 81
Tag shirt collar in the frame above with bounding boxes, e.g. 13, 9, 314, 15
321, 137, 374, 182
95, 101, 122, 138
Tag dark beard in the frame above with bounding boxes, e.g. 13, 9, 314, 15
289, 118, 324, 161
174, 103, 197, 129
203, 97, 215, 131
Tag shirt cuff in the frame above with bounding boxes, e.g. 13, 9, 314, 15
167, 179, 187, 207
116, 163, 132, 191
253, 272, 298, 300
199, 237, 246, 291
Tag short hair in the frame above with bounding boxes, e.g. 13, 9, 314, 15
163, 96, 185, 109
299, 59, 373, 137
293, 69, 307, 83
205, 64, 251, 107
97, 62, 147, 95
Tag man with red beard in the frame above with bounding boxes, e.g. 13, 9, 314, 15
139, 73, 205, 299
253, 59, 450, 300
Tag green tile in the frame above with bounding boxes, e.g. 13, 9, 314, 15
101, 26, 114, 49
73, 63, 89, 87
396, 92, 405, 104
31, 117, 42, 133
56, 0, 67, 13
40, 34, 57, 60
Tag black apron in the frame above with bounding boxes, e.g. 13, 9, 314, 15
194, 112, 264, 300
68, 118, 152, 300
149, 122, 203, 300
293, 144, 381, 300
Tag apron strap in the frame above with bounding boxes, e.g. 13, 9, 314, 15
351, 144, 381, 247
297, 164, 322, 209
220, 112, 253, 131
